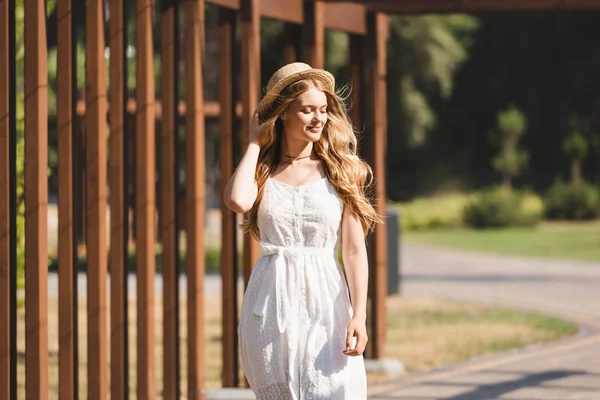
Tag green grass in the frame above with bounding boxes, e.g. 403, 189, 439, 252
405, 221, 600, 263
382, 297, 578, 375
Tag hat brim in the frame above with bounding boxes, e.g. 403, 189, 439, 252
258, 68, 335, 118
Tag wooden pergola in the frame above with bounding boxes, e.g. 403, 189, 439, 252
2, 0, 598, 399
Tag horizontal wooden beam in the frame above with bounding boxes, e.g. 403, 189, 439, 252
262, 0, 303, 23
332, 0, 600, 14
208, 0, 367, 33
324, 2, 366, 34
74, 99, 242, 119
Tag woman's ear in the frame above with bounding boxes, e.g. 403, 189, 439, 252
280, 111, 287, 120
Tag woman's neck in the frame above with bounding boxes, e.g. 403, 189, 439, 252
281, 138, 313, 161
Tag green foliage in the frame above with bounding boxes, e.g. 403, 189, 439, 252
463, 187, 542, 228
562, 131, 588, 183
563, 130, 589, 161
390, 193, 470, 231
387, 14, 479, 149
490, 106, 528, 192
544, 179, 600, 220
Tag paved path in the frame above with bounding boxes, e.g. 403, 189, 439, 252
369, 243, 600, 400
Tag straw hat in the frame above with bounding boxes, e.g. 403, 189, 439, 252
259, 62, 335, 117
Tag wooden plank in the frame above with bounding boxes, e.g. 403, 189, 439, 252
349, 34, 364, 137
160, 1, 180, 398
324, 3, 366, 35
24, 0, 49, 397
57, 1, 76, 398
261, 0, 303, 23
184, 1, 206, 398
85, 0, 108, 398
365, 11, 388, 360
240, 0, 261, 288
135, 0, 157, 397
357, 0, 600, 14
218, 6, 239, 388
303, 0, 325, 68
0, 1, 12, 398
207, 0, 239, 9
108, 1, 128, 399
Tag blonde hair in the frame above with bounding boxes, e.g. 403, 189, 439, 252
243, 78, 382, 239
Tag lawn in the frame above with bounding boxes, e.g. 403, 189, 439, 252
404, 221, 600, 263
17, 294, 577, 398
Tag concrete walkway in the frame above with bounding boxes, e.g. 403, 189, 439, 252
369, 243, 600, 400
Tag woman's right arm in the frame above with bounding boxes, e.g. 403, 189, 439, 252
223, 107, 261, 213
223, 142, 260, 214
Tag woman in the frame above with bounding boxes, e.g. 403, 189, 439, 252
224, 62, 380, 399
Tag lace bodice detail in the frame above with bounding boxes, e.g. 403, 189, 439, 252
257, 177, 343, 249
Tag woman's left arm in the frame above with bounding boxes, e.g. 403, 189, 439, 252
341, 206, 369, 357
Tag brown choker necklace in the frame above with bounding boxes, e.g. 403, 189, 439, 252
283, 152, 312, 161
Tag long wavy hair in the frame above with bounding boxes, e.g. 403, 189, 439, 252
243, 78, 382, 239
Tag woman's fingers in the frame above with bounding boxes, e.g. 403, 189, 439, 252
346, 328, 355, 351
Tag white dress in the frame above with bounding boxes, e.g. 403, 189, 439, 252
239, 177, 367, 400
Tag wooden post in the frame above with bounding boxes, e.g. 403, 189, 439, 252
303, 0, 325, 68
349, 34, 364, 135
365, 12, 388, 360
57, 0, 77, 398
135, 0, 157, 397
160, 1, 180, 398
218, 6, 239, 388
240, 0, 261, 288
0, 1, 13, 398
24, 0, 49, 397
85, 0, 108, 397
184, 1, 206, 398
109, 1, 128, 398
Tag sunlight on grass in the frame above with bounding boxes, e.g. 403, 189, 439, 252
405, 221, 600, 262
377, 296, 577, 379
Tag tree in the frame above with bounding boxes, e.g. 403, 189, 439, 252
563, 130, 588, 183
491, 105, 528, 193
387, 14, 479, 149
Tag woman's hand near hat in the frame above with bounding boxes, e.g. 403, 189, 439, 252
249, 100, 264, 146
249, 103, 260, 146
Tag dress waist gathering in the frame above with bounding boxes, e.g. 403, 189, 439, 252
253, 242, 337, 334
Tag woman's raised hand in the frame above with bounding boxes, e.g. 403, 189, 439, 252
249, 102, 261, 146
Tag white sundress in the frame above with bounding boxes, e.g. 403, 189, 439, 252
239, 177, 367, 400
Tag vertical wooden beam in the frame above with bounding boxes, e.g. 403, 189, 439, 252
365, 12, 388, 360
57, 0, 76, 398
135, 0, 157, 398
160, 1, 180, 398
283, 23, 301, 65
24, 0, 49, 397
109, 1, 128, 399
303, 0, 325, 68
86, 0, 108, 398
184, 1, 206, 398
349, 34, 364, 134
218, 6, 239, 388
240, 0, 260, 288
0, 1, 13, 398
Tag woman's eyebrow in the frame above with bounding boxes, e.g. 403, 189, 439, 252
297, 103, 328, 108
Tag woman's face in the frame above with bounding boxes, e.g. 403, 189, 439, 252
281, 87, 328, 143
